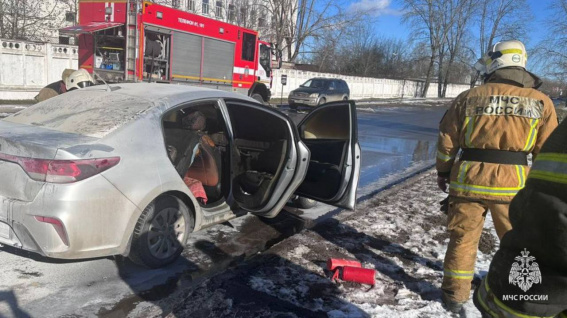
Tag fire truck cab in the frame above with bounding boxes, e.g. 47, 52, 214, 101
60, 0, 281, 103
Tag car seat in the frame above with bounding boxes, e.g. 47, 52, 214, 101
233, 139, 287, 209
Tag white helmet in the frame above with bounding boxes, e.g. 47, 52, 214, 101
476, 40, 527, 75
65, 69, 95, 91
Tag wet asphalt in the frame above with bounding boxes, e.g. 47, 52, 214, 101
0, 102, 448, 318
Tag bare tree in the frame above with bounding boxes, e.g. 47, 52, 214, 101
536, 0, 567, 81
403, 0, 460, 97
468, 0, 530, 87
0, 0, 73, 42
437, 0, 475, 97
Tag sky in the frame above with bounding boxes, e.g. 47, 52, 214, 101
345, 0, 551, 48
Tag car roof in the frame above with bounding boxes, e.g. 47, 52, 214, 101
5, 83, 257, 138
85, 82, 255, 106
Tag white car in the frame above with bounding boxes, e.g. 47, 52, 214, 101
0, 83, 361, 267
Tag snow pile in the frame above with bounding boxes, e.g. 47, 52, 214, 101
169, 171, 498, 317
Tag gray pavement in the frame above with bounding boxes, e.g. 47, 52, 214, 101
0, 101, 449, 318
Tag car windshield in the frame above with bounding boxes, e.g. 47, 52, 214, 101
300, 79, 327, 88
3, 89, 153, 138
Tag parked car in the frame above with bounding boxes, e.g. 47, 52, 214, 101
0, 83, 360, 268
288, 78, 350, 109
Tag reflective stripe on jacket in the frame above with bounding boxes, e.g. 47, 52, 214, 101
437, 68, 558, 202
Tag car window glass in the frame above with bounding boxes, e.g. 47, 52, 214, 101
302, 106, 349, 139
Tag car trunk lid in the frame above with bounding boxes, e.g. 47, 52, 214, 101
0, 120, 98, 202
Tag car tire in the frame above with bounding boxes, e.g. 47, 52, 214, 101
251, 93, 264, 104
289, 103, 298, 110
129, 195, 194, 268
318, 97, 326, 106
343, 96, 348, 101
294, 196, 318, 209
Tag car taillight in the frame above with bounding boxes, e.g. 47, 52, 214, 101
0, 153, 120, 183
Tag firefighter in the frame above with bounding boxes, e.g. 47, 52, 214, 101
34, 68, 75, 102
64, 69, 95, 91
436, 40, 558, 312
473, 119, 567, 318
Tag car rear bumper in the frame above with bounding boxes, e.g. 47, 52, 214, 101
0, 175, 141, 259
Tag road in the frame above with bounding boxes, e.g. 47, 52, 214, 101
0, 102, 447, 318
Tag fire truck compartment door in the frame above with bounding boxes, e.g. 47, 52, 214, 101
295, 101, 361, 210
171, 32, 234, 83
59, 22, 124, 35
172, 32, 202, 79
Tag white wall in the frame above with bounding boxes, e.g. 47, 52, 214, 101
0, 39, 78, 100
271, 69, 471, 100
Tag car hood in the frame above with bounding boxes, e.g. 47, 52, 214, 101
292, 87, 324, 94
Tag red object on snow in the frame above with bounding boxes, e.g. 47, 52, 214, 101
340, 266, 376, 286
327, 258, 362, 271
183, 176, 208, 204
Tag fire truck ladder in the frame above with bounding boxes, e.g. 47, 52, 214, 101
125, 0, 139, 81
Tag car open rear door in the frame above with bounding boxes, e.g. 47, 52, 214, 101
221, 99, 310, 218
294, 101, 361, 210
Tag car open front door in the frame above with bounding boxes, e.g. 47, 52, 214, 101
295, 101, 361, 210
222, 99, 310, 218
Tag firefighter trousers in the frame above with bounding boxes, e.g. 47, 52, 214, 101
442, 197, 513, 303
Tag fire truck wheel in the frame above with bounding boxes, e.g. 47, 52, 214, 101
251, 93, 265, 104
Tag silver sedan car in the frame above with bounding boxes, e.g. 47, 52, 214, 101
0, 83, 360, 268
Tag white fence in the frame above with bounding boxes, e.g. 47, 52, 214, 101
0, 38, 78, 100
271, 69, 471, 99
0, 38, 470, 101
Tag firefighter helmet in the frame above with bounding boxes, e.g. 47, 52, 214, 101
65, 69, 95, 91
480, 40, 527, 75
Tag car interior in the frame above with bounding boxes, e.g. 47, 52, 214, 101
225, 100, 291, 210
162, 101, 230, 207
297, 105, 351, 200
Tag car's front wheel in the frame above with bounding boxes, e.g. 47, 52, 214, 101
318, 97, 326, 106
130, 195, 193, 268
251, 93, 264, 104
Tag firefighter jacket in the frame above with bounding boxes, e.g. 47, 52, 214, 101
34, 80, 66, 103
474, 119, 567, 317
437, 67, 558, 202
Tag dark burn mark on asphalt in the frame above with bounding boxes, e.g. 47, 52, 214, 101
14, 269, 42, 278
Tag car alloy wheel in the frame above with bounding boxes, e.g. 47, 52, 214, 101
148, 207, 186, 259
130, 195, 193, 268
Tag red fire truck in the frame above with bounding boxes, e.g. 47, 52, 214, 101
60, 0, 281, 103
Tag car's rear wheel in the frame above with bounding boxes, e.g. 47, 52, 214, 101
130, 195, 193, 268
318, 97, 326, 106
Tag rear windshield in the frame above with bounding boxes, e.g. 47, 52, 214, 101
3, 89, 153, 138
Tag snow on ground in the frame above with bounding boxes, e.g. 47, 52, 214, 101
357, 98, 453, 107
161, 170, 499, 318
